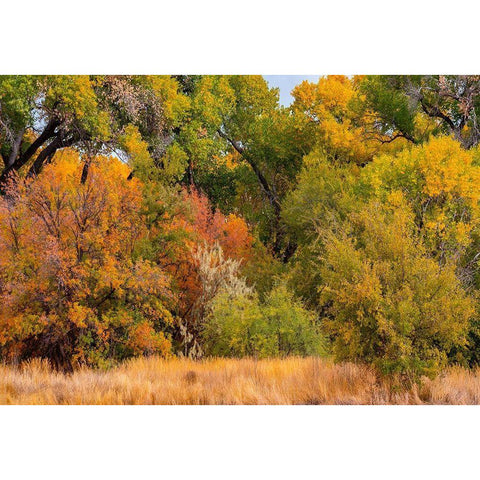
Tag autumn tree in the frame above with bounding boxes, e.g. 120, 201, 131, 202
362, 136, 480, 274
284, 135, 480, 378
290, 75, 408, 165
0, 150, 173, 370
319, 198, 474, 380
361, 75, 480, 148
152, 188, 255, 356
0, 75, 188, 187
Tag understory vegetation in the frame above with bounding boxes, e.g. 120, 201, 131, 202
1, 75, 480, 386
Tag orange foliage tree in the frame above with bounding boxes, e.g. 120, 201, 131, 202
0, 150, 173, 370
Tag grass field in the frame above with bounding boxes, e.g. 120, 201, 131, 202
1, 356, 480, 405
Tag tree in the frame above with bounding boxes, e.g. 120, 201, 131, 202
362, 136, 480, 270
282, 149, 359, 308
291, 75, 408, 165
0, 150, 173, 369
139, 186, 255, 357
361, 75, 480, 148
0, 75, 187, 188
319, 197, 474, 380
171, 75, 313, 259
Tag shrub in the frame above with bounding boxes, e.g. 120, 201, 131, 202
202, 284, 327, 358
319, 198, 474, 380
178, 243, 253, 357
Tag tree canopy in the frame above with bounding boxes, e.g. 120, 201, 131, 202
1, 75, 480, 380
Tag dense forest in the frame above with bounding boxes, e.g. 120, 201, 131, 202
1, 75, 480, 382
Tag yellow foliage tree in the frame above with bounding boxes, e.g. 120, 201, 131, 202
363, 136, 480, 261
291, 75, 408, 165
319, 198, 474, 380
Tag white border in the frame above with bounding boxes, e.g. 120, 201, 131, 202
2, 0, 480, 74
1, 405, 478, 479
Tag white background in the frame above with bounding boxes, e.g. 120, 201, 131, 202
2, 0, 480, 478
1, 405, 479, 479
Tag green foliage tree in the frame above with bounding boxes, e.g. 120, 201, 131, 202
171, 75, 315, 258
0, 75, 187, 186
361, 75, 480, 148
282, 150, 358, 308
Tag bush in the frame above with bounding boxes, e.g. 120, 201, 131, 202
319, 198, 474, 380
202, 284, 327, 358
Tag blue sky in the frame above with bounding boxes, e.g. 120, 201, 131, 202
263, 75, 320, 106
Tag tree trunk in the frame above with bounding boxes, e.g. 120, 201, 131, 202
217, 129, 290, 258
0, 119, 59, 190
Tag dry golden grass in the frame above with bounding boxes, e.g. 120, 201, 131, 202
1, 356, 480, 404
